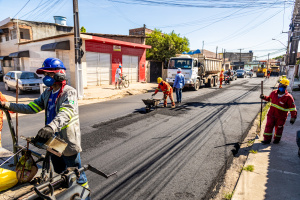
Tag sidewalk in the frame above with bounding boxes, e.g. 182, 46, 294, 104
232, 81, 300, 200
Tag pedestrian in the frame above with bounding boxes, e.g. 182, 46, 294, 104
219, 69, 224, 88
0, 92, 9, 148
115, 64, 122, 89
260, 78, 297, 144
152, 77, 175, 108
0, 58, 90, 198
173, 68, 185, 103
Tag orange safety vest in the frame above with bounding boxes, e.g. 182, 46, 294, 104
220, 71, 224, 79
154, 81, 172, 95
0, 92, 8, 131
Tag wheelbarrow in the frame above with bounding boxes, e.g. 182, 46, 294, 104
142, 98, 162, 113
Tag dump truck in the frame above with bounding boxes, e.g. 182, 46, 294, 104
166, 54, 222, 91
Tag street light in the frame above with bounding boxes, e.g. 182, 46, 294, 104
272, 38, 287, 48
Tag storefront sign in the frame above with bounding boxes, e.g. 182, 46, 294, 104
113, 45, 121, 52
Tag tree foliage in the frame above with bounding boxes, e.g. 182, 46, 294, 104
274, 55, 283, 60
80, 26, 86, 33
146, 29, 190, 62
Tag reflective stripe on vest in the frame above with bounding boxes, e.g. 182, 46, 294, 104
271, 103, 296, 112
29, 102, 42, 113
62, 115, 79, 130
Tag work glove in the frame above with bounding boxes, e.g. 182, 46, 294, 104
290, 118, 296, 125
36, 126, 54, 141
152, 93, 156, 97
260, 94, 265, 99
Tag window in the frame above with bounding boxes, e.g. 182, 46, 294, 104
6, 72, 12, 77
11, 30, 17, 40
19, 28, 30, 40
11, 72, 15, 79
5, 34, 9, 41
17, 72, 39, 79
168, 59, 193, 69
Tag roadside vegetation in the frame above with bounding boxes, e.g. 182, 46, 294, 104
242, 165, 254, 172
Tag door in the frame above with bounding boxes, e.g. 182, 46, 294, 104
122, 55, 139, 83
56, 50, 71, 85
86, 52, 111, 86
150, 61, 162, 82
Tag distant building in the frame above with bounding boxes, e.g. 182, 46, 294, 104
0, 17, 152, 91
224, 51, 254, 70
129, 24, 153, 36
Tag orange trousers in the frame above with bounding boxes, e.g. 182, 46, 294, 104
219, 78, 223, 88
163, 88, 175, 106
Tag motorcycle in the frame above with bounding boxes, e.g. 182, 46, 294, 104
224, 75, 230, 85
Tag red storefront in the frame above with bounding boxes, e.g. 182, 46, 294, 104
84, 36, 151, 85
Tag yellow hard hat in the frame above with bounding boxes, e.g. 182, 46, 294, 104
157, 77, 163, 84
280, 78, 289, 86
221, 69, 224, 72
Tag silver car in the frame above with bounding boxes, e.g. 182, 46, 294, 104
4, 71, 42, 94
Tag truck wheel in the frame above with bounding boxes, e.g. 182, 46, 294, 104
193, 79, 200, 91
214, 77, 218, 87
208, 78, 214, 87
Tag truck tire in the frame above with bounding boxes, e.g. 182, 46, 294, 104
193, 79, 200, 91
214, 76, 218, 87
208, 78, 214, 87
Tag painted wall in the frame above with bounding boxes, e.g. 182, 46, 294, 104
85, 40, 147, 84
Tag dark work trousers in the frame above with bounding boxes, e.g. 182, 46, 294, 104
175, 88, 182, 103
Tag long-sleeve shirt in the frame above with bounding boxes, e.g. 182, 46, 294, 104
154, 81, 172, 95
263, 90, 297, 119
173, 73, 185, 89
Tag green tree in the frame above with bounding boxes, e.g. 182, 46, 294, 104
80, 26, 86, 33
146, 29, 189, 62
274, 55, 284, 60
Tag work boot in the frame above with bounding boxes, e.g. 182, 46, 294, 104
171, 104, 175, 108
273, 139, 280, 144
261, 140, 271, 144
163, 104, 167, 108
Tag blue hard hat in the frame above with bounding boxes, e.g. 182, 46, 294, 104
119, 65, 122, 68
36, 58, 66, 74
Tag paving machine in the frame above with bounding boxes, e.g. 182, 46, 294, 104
256, 64, 267, 77
0, 107, 117, 199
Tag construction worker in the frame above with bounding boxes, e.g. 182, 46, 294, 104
0, 58, 89, 196
173, 68, 185, 103
219, 69, 224, 88
267, 69, 271, 79
152, 77, 175, 108
115, 64, 122, 89
260, 78, 297, 144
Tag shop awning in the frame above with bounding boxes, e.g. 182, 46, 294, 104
41, 40, 70, 51
0, 56, 12, 60
9, 50, 30, 58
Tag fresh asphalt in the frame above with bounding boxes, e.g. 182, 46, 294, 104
1, 77, 277, 199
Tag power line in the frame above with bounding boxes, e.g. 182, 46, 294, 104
13, 0, 31, 18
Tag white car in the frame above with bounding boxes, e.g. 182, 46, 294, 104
4, 71, 42, 94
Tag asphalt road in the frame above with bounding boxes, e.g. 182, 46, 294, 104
1, 77, 277, 199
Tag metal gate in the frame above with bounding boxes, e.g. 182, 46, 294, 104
56, 50, 71, 85
86, 52, 111, 86
122, 55, 138, 83
150, 61, 162, 82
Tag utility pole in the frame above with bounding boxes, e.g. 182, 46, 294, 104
73, 0, 83, 99
223, 49, 226, 69
202, 41, 204, 55
215, 46, 218, 59
238, 48, 244, 69
267, 53, 270, 70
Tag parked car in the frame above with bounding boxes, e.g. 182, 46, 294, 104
236, 69, 247, 78
224, 70, 237, 81
4, 71, 42, 94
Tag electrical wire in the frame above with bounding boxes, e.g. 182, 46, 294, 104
13, 0, 31, 18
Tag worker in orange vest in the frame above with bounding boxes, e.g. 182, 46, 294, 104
152, 77, 175, 108
0, 92, 9, 147
219, 69, 224, 88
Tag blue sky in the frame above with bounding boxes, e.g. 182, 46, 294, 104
0, 0, 294, 60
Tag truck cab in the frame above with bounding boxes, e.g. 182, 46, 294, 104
166, 55, 199, 89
